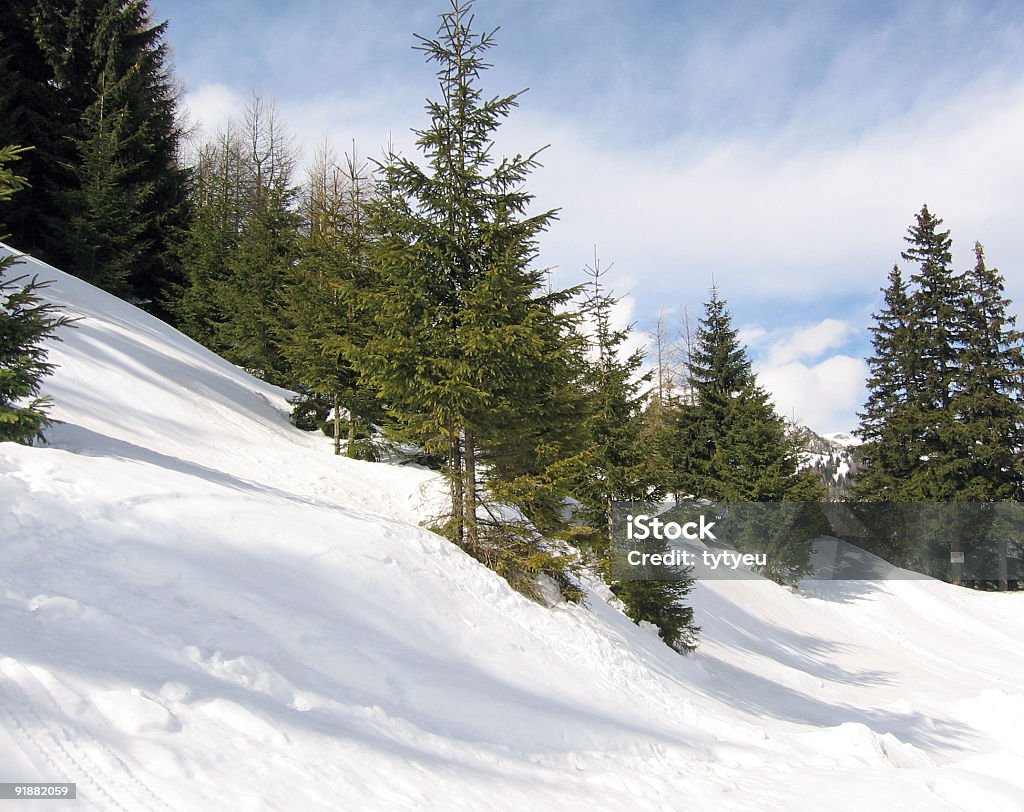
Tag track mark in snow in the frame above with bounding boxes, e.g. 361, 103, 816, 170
0, 661, 175, 812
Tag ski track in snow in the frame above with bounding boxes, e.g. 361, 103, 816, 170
0, 662, 173, 811
3, 243, 1024, 810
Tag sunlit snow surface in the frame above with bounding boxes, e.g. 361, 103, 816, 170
2, 244, 1023, 810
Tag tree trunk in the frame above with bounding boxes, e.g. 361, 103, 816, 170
464, 426, 478, 554
333, 392, 341, 456
450, 427, 464, 548
998, 536, 1009, 592
347, 407, 357, 458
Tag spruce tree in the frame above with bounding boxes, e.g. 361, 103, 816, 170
177, 98, 300, 386
675, 286, 751, 500
358, 0, 579, 599
174, 130, 247, 350
855, 265, 920, 501
1, 145, 73, 443
954, 243, 1024, 500
6, 0, 187, 317
857, 207, 1024, 505
0, 4, 72, 260
898, 205, 965, 499
566, 256, 698, 651
282, 145, 381, 456
673, 286, 822, 583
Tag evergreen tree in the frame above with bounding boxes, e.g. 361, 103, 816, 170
358, 0, 579, 599
3, 0, 188, 318
857, 207, 1024, 506
1, 145, 74, 443
0, 3, 72, 260
855, 265, 919, 501
174, 130, 246, 349
898, 205, 966, 499
566, 256, 698, 651
572, 256, 656, 553
282, 145, 381, 456
177, 97, 300, 385
671, 286, 822, 583
952, 243, 1024, 500
677, 286, 814, 503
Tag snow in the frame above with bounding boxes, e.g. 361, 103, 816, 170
2, 243, 1024, 810
825, 431, 862, 448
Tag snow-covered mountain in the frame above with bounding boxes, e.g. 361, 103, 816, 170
2, 245, 1023, 810
790, 424, 862, 499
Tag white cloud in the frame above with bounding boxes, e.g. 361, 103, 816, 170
756, 354, 868, 435
506, 77, 1024, 307
765, 319, 855, 366
180, 83, 247, 145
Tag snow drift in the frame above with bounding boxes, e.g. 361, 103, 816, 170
2, 243, 1023, 810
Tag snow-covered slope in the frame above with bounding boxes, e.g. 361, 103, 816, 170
2, 245, 1023, 810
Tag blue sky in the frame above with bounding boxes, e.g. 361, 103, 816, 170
151, 0, 1024, 433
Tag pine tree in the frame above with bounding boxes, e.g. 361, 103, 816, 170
1, 145, 74, 443
5, 0, 187, 317
673, 285, 822, 583
358, 0, 579, 599
566, 256, 698, 651
282, 145, 381, 456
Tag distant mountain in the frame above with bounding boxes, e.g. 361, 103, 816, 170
787, 424, 862, 500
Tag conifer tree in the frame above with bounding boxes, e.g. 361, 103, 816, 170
681, 286, 754, 500
566, 256, 698, 651
177, 97, 300, 385
898, 206, 966, 499
1, 145, 73, 443
0, 4, 71, 259
31, 0, 188, 317
358, 0, 579, 599
572, 256, 655, 550
857, 207, 1024, 506
282, 145, 381, 456
174, 129, 247, 349
955, 243, 1024, 500
672, 286, 822, 583
855, 265, 918, 501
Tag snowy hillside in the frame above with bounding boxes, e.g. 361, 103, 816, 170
2, 245, 1024, 811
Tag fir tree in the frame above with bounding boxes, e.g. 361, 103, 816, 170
568, 255, 698, 651
1, 145, 73, 443
282, 145, 381, 456
358, 0, 579, 600
31, 0, 188, 317
673, 286, 822, 583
